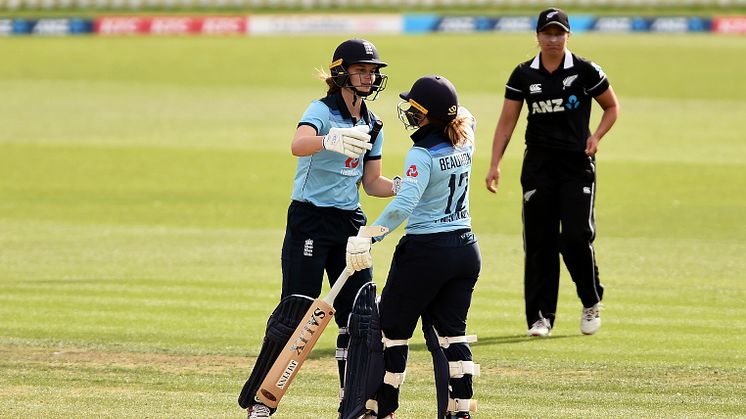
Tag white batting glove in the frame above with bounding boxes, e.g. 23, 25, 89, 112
322, 126, 372, 158
392, 176, 402, 195
346, 236, 372, 272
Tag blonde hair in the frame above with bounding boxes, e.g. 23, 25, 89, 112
316, 68, 340, 95
445, 115, 473, 147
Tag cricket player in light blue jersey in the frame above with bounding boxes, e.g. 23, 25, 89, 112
239, 39, 398, 419
345, 75, 482, 419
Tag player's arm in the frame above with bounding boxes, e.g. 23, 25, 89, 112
586, 86, 620, 156
361, 159, 395, 197
290, 124, 324, 156
485, 98, 522, 193
370, 148, 431, 240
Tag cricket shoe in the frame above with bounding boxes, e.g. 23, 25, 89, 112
527, 317, 551, 337
580, 303, 602, 335
247, 403, 271, 419
361, 413, 394, 419
448, 413, 472, 418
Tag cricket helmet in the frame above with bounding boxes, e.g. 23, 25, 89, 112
329, 39, 388, 100
397, 75, 459, 130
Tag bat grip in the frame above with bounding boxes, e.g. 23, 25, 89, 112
369, 119, 383, 143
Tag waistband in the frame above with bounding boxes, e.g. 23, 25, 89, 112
290, 200, 363, 216
404, 228, 476, 248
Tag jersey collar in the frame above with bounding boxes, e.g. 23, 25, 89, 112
530, 50, 575, 71
328, 90, 371, 125
410, 123, 446, 147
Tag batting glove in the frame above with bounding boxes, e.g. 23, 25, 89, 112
322, 126, 372, 159
392, 176, 402, 195
346, 236, 372, 272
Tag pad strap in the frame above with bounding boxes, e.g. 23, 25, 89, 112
382, 334, 408, 348
448, 360, 481, 378
438, 334, 477, 348
447, 398, 477, 413
383, 371, 406, 388
336, 347, 348, 361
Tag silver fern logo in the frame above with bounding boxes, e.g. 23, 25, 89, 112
562, 74, 578, 89
524, 189, 537, 202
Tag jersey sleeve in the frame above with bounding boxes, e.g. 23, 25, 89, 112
583, 61, 610, 97
297, 100, 329, 135
371, 147, 431, 240
504, 65, 524, 101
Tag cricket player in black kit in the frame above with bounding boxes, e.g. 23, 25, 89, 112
485, 8, 619, 337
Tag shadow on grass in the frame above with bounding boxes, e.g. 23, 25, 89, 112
308, 334, 581, 358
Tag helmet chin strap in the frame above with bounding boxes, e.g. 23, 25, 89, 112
347, 86, 369, 107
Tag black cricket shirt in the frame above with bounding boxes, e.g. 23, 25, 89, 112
504, 51, 610, 153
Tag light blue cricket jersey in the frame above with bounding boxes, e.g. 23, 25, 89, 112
291, 92, 384, 210
373, 107, 476, 239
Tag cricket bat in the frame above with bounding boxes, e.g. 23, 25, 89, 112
256, 225, 388, 408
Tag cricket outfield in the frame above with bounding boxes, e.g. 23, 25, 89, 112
0, 33, 744, 417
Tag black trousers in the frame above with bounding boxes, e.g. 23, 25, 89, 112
520, 147, 604, 328
377, 230, 481, 415
280, 200, 372, 329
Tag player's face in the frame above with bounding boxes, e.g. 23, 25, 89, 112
537, 26, 569, 55
347, 63, 378, 92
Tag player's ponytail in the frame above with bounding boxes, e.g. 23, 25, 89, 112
316, 68, 341, 95
445, 114, 474, 147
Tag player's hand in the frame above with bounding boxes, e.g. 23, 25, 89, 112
346, 236, 372, 272
323, 126, 372, 158
485, 166, 501, 193
585, 135, 600, 157
392, 176, 402, 195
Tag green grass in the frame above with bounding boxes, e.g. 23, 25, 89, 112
1, 34, 745, 418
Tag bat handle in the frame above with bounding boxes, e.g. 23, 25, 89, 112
369, 119, 383, 142
323, 269, 352, 306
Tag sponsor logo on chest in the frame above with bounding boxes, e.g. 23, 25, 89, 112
530, 95, 580, 114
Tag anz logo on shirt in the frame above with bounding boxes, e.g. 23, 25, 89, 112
530, 95, 580, 114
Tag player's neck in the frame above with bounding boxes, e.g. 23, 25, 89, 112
342, 88, 363, 119
541, 51, 565, 73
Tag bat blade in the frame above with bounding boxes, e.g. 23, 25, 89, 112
257, 299, 335, 408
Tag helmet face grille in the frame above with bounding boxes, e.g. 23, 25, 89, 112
397, 100, 425, 130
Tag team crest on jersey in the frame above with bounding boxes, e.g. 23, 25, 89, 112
529, 84, 542, 94
562, 74, 578, 89
406, 165, 419, 177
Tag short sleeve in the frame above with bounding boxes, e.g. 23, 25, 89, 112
504, 66, 524, 101
584, 61, 610, 97
298, 100, 329, 135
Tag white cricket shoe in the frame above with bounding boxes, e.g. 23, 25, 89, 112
527, 318, 551, 337
580, 303, 602, 335
247, 403, 271, 419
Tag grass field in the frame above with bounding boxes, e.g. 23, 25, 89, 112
1, 33, 745, 418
